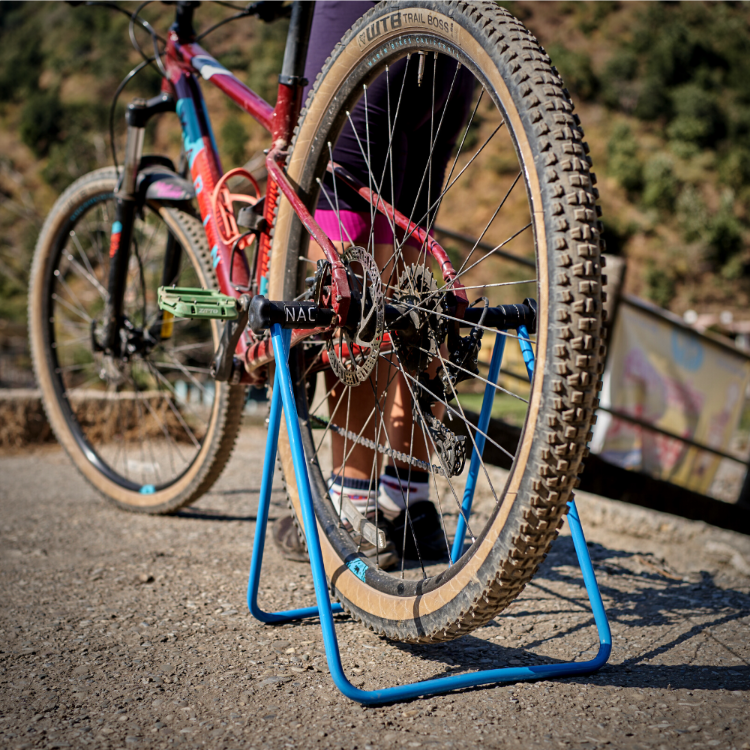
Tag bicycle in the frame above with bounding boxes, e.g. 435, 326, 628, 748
29, 0, 606, 644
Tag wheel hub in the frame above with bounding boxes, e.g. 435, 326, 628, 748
391, 264, 447, 374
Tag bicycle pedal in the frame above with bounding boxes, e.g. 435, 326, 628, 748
157, 286, 239, 320
338, 496, 388, 552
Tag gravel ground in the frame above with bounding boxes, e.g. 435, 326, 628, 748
1, 425, 749, 750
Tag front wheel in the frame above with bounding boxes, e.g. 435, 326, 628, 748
29, 167, 245, 513
271, 2, 606, 643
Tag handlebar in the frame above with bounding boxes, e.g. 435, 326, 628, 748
245, 2, 293, 23
172, 1, 200, 41
169, 1, 292, 43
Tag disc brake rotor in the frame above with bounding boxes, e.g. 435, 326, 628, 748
326, 247, 384, 386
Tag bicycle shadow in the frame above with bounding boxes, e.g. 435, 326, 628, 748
390, 535, 750, 692
173, 486, 286, 523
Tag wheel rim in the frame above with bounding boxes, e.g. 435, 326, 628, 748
43, 192, 221, 494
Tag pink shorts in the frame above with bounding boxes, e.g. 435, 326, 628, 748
315, 210, 428, 250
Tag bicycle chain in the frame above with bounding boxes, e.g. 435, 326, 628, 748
309, 414, 446, 477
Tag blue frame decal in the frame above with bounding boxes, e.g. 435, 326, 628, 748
175, 98, 206, 169
345, 558, 369, 582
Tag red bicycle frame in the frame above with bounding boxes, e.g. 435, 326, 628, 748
160, 3, 467, 382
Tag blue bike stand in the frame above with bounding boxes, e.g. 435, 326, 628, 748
247, 324, 612, 705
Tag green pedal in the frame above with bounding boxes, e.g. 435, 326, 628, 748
157, 287, 239, 320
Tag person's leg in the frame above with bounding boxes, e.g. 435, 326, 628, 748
292, 44, 475, 551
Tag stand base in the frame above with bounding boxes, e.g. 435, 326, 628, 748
246, 325, 612, 705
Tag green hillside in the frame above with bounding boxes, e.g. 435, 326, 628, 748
1, 0, 748, 335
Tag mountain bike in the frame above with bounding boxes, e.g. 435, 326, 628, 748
28, 0, 606, 643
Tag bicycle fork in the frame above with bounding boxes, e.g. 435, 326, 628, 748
96, 95, 177, 358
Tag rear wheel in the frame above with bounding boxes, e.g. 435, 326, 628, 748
29, 167, 244, 514
271, 1, 605, 642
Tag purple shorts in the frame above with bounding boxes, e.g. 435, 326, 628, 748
304, 2, 474, 246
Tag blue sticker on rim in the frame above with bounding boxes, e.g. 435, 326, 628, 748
140, 485, 155, 495
346, 558, 369, 582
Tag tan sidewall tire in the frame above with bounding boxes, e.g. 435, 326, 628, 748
29, 168, 245, 514
270, 2, 604, 641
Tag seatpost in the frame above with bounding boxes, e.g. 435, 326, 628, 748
279, 2, 314, 87
272, 1, 314, 144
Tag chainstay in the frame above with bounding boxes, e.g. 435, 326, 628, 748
309, 414, 446, 476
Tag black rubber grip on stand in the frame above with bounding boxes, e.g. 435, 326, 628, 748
248, 295, 336, 334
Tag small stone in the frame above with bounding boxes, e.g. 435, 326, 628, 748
138, 573, 155, 584
257, 676, 291, 687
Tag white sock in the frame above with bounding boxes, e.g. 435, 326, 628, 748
327, 475, 378, 517
377, 466, 430, 520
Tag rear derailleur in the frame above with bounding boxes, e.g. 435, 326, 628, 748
411, 297, 490, 479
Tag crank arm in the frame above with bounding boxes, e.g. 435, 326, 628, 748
212, 294, 252, 383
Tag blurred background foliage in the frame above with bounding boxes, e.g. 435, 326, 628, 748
0, 0, 287, 328
0, 1, 749, 331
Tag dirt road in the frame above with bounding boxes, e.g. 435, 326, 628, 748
1, 426, 749, 749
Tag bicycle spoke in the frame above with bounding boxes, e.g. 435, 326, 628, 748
375, 348, 478, 540
151, 361, 213, 375
159, 349, 209, 398
313, 383, 351, 460
146, 361, 209, 435
52, 277, 92, 323
398, 362, 517, 466
324, 140, 355, 248
399, 120, 505, 251
139, 364, 192, 467
68, 237, 109, 299
434, 345, 501, 508
399, 418, 417, 579
413, 344, 529, 404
